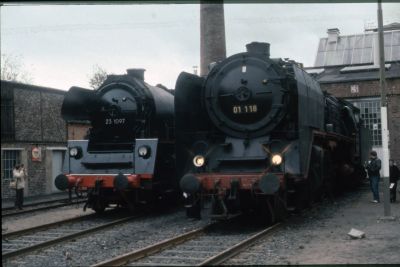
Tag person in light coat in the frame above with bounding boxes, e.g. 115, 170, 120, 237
13, 164, 25, 209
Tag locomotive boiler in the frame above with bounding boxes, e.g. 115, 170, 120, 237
176, 42, 370, 221
55, 69, 176, 213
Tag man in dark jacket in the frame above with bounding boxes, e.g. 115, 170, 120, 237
366, 150, 381, 203
389, 159, 399, 203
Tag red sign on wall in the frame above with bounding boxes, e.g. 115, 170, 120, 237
32, 147, 42, 162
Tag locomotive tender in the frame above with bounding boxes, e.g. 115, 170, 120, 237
55, 69, 176, 213
176, 42, 369, 221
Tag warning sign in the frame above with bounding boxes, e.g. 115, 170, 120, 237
32, 147, 42, 162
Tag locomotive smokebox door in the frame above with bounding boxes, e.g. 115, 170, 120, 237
135, 139, 158, 174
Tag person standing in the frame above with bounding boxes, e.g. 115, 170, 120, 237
13, 164, 25, 210
366, 150, 381, 203
389, 159, 400, 203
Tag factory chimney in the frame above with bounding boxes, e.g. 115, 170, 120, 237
200, 1, 226, 76
327, 28, 340, 43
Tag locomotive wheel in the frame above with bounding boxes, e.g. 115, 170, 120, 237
256, 194, 285, 225
93, 199, 107, 214
266, 198, 276, 224
274, 192, 288, 222
185, 194, 201, 219
186, 202, 201, 219
294, 181, 312, 211
93, 205, 106, 214
211, 195, 228, 217
321, 151, 335, 201
267, 193, 287, 224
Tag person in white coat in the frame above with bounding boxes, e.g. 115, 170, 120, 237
13, 164, 25, 209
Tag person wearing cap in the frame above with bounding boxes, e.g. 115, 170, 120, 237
366, 150, 381, 203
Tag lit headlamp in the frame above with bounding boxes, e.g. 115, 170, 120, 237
271, 154, 283, 166
193, 155, 205, 167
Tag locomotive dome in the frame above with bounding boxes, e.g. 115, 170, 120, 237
203, 42, 288, 138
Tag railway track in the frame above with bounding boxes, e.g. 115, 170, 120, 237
2, 210, 137, 261
92, 219, 281, 266
2, 198, 87, 218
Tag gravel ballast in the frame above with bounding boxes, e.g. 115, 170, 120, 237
3, 208, 211, 267
3, 182, 399, 266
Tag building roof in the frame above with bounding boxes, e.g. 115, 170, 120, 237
314, 28, 400, 67
305, 62, 400, 84
365, 22, 400, 32
1, 80, 66, 95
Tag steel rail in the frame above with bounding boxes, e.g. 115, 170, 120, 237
2, 213, 96, 239
2, 200, 86, 218
2, 215, 137, 260
198, 223, 281, 266
2, 197, 83, 211
92, 219, 280, 267
91, 224, 214, 267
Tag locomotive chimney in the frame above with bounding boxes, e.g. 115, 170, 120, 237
246, 42, 270, 58
127, 68, 145, 81
200, 1, 226, 76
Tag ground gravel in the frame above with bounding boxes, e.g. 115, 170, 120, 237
3, 182, 399, 266
224, 182, 400, 265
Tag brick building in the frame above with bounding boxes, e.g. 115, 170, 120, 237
306, 23, 400, 163
67, 120, 91, 141
1, 80, 90, 200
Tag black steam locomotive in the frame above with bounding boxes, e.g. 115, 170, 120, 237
55, 69, 176, 213
176, 42, 370, 221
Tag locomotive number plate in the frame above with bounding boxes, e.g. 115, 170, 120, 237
233, 104, 258, 114
105, 118, 126, 125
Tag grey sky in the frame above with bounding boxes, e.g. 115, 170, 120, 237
1, 3, 399, 90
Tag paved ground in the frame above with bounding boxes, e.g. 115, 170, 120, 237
2, 191, 92, 234
227, 181, 400, 265
2, 191, 71, 209
2, 204, 94, 233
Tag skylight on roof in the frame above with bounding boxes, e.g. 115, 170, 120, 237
314, 30, 400, 67
306, 68, 325, 75
340, 64, 391, 73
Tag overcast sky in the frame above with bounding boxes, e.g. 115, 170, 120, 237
1, 2, 399, 90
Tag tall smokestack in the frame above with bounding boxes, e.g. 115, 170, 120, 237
200, 1, 226, 77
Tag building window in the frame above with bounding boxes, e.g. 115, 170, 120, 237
2, 150, 21, 179
348, 98, 382, 146
1, 97, 15, 141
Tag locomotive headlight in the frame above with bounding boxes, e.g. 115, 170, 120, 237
271, 154, 283, 166
138, 145, 151, 158
193, 155, 205, 167
69, 147, 78, 157
69, 147, 82, 159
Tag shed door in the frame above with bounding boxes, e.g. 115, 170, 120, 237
52, 151, 65, 192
